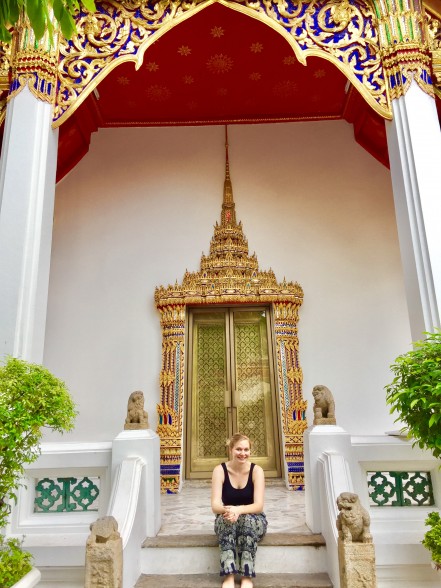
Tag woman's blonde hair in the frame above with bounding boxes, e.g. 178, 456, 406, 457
226, 433, 251, 454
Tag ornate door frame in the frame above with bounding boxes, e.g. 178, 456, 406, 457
155, 142, 306, 493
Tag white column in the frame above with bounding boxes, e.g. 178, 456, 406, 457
386, 81, 441, 340
0, 86, 58, 363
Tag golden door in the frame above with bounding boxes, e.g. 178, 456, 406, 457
186, 307, 281, 478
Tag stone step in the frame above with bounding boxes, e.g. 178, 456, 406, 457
142, 532, 326, 548
141, 532, 327, 575
135, 572, 333, 587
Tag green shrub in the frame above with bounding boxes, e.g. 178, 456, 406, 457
0, 356, 77, 529
385, 330, 441, 458
0, 536, 33, 588
386, 331, 441, 562
422, 512, 441, 565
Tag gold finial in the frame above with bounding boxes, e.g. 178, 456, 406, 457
222, 125, 236, 226
225, 125, 230, 181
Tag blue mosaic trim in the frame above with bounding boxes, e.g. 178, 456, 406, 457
161, 465, 181, 475
287, 462, 304, 473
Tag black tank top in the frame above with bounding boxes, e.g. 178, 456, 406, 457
221, 462, 255, 506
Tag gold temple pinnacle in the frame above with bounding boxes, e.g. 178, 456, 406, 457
222, 125, 236, 226
155, 129, 303, 307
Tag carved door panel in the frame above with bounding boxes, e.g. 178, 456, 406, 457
186, 307, 281, 478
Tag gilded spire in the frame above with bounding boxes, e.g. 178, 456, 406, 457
155, 127, 303, 307
221, 125, 236, 227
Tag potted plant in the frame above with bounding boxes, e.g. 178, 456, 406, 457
0, 356, 76, 587
385, 330, 441, 567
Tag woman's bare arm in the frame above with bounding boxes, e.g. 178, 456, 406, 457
211, 464, 227, 514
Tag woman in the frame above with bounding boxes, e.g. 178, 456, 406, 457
211, 433, 267, 588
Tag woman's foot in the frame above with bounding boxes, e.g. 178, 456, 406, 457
240, 578, 253, 588
222, 574, 235, 588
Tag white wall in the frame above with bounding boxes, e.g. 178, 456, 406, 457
43, 122, 411, 443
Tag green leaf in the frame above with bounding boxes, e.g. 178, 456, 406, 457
26, 0, 46, 40
81, 0, 96, 11
53, 0, 64, 21
59, 5, 76, 40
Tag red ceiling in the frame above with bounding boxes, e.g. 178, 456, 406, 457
98, 3, 349, 124
7, 3, 407, 180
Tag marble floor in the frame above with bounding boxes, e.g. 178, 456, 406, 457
159, 479, 309, 535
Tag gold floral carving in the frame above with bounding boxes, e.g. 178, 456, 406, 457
426, 9, 441, 99
381, 44, 433, 99
53, 0, 391, 127
157, 305, 185, 493
0, 41, 11, 126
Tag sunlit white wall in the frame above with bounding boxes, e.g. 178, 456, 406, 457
43, 122, 411, 443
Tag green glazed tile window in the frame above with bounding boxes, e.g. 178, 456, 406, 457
34, 476, 100, 513
367, 471, 434, 507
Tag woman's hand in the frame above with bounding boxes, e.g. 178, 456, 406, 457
223, 505, 240, 523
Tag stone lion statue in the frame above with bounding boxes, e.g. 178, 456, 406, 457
88, 516, 120, 545
124, 390, 149, 430
312, 384, 336, 425
336, 492, 372, 544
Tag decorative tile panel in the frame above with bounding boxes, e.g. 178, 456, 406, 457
367, 471, 434, 506
34, 476, 100, 512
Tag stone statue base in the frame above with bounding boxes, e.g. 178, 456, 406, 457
124, 422, 148, 430
313, 417, 336, 426
85, 516, 122, 588
338, 539, 377, 588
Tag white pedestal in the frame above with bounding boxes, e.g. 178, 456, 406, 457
112, 429, 161, 538
304, 425, 353, 533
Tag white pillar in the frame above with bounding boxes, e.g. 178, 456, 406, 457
386, 81, 441, 340
0, 86, 58, 363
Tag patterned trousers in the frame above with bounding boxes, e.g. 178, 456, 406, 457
214, 513, 267, 578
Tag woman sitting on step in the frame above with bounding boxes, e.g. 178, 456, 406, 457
211, 433, 267, 588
